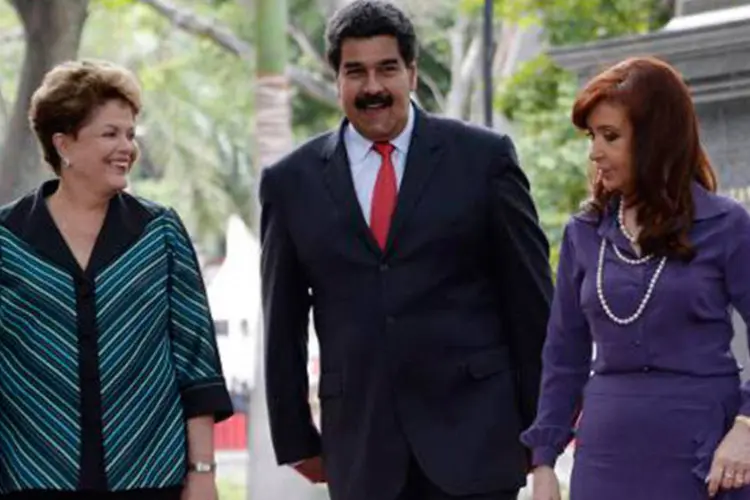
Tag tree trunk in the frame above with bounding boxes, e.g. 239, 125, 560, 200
0, 0, 89, 204
249, 0, 323, 499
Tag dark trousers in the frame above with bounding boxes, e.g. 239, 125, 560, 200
397, 458, 519, 500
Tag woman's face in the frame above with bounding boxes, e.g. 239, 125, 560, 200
587, 100, 634, 197
55, 98, 137, 195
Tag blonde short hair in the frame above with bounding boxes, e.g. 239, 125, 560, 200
29, 59, 142, 175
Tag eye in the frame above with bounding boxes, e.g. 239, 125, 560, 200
345, 67, 364, 77
585, 130, 594, 140
103, 131, 117, 137
603, 132, 620, 142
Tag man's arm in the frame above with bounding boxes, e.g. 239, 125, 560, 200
260, 167, 321, 465
488, 135, 553, 431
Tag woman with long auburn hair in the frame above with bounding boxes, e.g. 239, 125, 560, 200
522, 56, 750, 499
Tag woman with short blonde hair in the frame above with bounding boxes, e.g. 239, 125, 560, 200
0, 60, 232, 500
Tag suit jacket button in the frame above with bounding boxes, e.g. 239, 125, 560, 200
386, 316, 395, 325
380, 264, 389, 271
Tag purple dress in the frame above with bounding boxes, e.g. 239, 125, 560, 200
522, 183, 750, 499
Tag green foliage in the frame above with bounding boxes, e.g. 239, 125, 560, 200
81, 1, 257, 256
462, 0, 670, 45
499, 55, 589, 247
491, 0, 670, 253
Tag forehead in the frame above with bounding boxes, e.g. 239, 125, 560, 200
340, 35, 403, 66
588, 100, 629, 127
84, 99, 135, 128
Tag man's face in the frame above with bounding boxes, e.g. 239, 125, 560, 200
336, 35, 417, 142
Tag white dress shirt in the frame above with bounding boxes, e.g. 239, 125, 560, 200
343, 104, 416, 224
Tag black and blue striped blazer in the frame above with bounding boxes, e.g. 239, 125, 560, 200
0, 180, 233, 495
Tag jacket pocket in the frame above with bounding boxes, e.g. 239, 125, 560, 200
466, 348, 511, 380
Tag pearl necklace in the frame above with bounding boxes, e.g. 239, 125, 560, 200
616, 200, 652, 265
617, 200, 637, 244
596, 238, 667, 325
597, 200, 667, 325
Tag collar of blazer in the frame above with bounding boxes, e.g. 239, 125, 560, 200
318, 102, 444, 256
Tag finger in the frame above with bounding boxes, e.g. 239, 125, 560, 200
734, 469, 746, 489
708, 462, 724, 497
722, 469, 737, 491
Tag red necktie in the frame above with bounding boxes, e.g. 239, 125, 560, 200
370, 142, 397, 249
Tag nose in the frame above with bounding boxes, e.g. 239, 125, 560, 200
118, 134, 135, 153
589, 137, 604, 163
363, 70, 385, 94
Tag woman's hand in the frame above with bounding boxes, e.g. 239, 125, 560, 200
707, 420, 750, 497
181, 471, 218, 500
532, 465, 561, 500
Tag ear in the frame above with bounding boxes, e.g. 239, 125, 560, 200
52, 132, 70, 160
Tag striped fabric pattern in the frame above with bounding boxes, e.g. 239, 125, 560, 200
0, 208, 225, 493
0, 230, 81, 491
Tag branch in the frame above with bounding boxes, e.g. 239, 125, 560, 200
287, 66, 338, 106
136, 0, 252, 59
135, 0, 338, 108
287, 23, 333, 76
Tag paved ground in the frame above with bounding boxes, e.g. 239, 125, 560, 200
219, 448, 575, 499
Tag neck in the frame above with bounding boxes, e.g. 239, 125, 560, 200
50, 178, 111, 214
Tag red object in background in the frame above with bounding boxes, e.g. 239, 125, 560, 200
214, 413, 247, 450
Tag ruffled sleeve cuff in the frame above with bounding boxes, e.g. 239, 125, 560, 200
531, 446, 560, 468
520, 425, 573, 468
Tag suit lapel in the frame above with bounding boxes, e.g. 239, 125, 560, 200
320, 127, 382, 256
384, 109, 443, 254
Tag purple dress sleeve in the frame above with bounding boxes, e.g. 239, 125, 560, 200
723, 205, 750, 416
521, 221, 593, 467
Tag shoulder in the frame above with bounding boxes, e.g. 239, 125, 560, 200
428, 113, 517, 156
120, 191, 170, 219
0, 188, 37, 227
566, 208, 603, 242
692, 184, 749, 229
117, 192, 188, 240
709, 192, 750, 229
259, 131, 333, 205
262, 132, 332, 184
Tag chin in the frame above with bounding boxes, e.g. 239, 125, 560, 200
107, 176, 129, 192
601, 181, 624, 194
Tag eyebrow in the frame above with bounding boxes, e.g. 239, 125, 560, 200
342, 58, 400, 69
591, 124, 621, 132
101, 123, 135, 133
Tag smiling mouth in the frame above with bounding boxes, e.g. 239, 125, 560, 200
362, 104, 390, 112
110, 161, 130, 172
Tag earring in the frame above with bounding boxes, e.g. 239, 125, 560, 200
61, 157, 70, 169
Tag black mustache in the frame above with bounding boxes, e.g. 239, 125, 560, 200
355, 93, 394, 110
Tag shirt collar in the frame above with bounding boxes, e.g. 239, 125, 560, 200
344, 102, 416, 163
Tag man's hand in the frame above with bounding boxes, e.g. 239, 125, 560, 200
532, 465, 561, 500
293, 456, 326, 483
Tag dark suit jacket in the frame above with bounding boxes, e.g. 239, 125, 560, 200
260, 108, 553, 500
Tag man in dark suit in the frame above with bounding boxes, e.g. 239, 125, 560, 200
260, 1, 553, 499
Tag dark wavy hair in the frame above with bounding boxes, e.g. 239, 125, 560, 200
572, 56, 717, 260
325, 0, 417, 74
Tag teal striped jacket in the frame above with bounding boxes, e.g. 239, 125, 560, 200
0, 181, 233, 495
